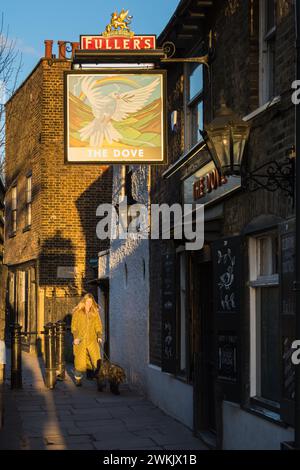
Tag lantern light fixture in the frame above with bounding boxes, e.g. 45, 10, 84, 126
200, 93, 250, 177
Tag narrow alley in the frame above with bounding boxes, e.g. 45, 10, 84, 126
0, 352, 207, 451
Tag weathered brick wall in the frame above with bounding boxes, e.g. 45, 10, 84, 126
222, 0, 295, 234
5, 62, 44, 265
0, 265, 7, 341
149, 0, 295, 366
39, 60, 112, 299
149, 67, 184, 366
5, 58, 113, 325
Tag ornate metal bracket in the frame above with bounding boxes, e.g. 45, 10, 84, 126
161, 30, 216, 71
241, 157, 295, 200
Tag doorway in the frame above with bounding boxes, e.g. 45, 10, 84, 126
193, 252, 216, 439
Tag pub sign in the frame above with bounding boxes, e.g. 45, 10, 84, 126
65, 10, 166, 164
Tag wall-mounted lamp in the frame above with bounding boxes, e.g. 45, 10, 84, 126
201, 93, 295, 201
200, 94, 250, 176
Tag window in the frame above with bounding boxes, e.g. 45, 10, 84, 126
11, 185, 17, 233
26, 175, 32, 228
260, 0, 276, 104
186, 64, 204, 149
249, 231, 280, 405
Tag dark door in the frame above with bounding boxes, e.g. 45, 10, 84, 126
193, 257, 216, 435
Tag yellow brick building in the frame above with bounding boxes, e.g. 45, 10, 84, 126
4, 44, 112, 352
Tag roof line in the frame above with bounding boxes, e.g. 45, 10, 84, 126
5, 58, 44, 107
158, 0, 193, 45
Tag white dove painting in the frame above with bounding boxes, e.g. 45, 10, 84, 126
66, 72, 165, 163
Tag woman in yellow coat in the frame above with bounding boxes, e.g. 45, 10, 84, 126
71, 293, 103, 387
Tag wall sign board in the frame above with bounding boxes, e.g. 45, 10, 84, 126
183, 160, 241, 206
161, 251, 177, 374
218, 334, 238, 382
80, 35, 156, 51
212, 236, 243, 403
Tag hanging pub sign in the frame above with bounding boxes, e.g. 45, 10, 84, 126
65, 11, 166, 164
65, 71, 166, 163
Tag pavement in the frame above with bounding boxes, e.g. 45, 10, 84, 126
0, 352, 208, 450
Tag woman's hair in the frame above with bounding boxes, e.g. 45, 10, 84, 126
72, 293, 99, 317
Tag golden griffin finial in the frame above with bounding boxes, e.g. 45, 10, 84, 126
103, 9, 134, 37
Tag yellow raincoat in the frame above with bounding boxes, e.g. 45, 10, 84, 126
71, 309, 103, 373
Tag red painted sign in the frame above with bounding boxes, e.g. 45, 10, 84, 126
193, 168, 228, 201
80, 35, 156, 51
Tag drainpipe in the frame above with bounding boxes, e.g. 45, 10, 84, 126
295, 0, 300, 450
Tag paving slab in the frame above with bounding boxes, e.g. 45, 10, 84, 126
0, 351, 208, 451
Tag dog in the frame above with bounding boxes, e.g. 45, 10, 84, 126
97, 359, 126, 395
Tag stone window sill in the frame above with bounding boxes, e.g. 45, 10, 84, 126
243, 96, 281, 122
23, 225, 31, 233
241, 400, 289, 429
8, 231, 16, 238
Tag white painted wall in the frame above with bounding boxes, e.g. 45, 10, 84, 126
104, 165, 194, 426
223, 401, 294, 450
146, 364, 194, 429
108, 165, 150, 394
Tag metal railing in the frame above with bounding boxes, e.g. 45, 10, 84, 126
10, 321, 66, 390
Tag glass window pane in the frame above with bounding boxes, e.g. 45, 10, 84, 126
258, 234, 278, 276
189, 65, 203, 101
267, 39, 275, 100
27, 204, 32, 227
266, 0, 275, 32
13, 211, 17, 232
260, 286, 280, 402
27, 177, 32, 203
191, 101, 203, 146
12, 187, 17, 210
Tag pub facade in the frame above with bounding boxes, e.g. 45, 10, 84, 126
149, 0, 296, 449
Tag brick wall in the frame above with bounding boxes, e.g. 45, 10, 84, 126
5, 62, 44, 265
149, 0, 295, 366
5, 58, 113, 326
149, 67, 184, 366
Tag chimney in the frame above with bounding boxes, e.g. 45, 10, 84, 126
72, 42, 80, 57
44, 40, 53, 59
58, 41, 66, 59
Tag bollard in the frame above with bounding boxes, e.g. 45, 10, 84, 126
55, 320, 66, 381
10, 323, 22, 389
44, 323, 56, 389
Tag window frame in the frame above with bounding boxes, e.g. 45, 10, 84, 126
248, 230, 281, 410
25, 174, 32, 229
11, 184, 17, 235
184, 63, 204, 151
259, 0, 277, 105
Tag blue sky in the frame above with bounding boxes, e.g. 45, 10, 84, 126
1, 0, 179, 85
